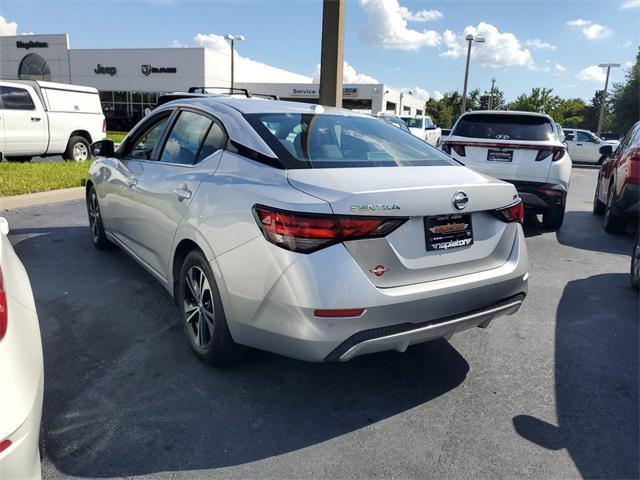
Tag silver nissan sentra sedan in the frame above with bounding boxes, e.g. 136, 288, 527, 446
86, 93, 528, 365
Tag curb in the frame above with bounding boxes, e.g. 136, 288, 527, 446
0, 187, 85, 211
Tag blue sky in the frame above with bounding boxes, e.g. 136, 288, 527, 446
1, 0, 638, 101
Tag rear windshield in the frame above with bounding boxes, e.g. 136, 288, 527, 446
452, 114, 555, 141
245, 113, 456, 169
401, 117, 422, 128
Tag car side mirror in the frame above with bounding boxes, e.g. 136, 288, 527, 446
91, 139, 115, 157
599, 144, 613, 157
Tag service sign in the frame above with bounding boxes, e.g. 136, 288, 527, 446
342, 87, 358, 98
290, 87, 319, 97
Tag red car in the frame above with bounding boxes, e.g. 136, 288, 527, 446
593, 121, 640, 233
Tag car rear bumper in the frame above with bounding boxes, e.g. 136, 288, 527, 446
503, 180, 566, 212
327, 293, 525, 361
0, 371, 43, 480
217, 225, 528, 362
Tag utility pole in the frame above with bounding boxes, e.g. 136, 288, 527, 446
488, 78, 496, 110
596, 63, 620, 137
319, 0, 345, 107
461, 34, 485, 114
225, 34, 245, 91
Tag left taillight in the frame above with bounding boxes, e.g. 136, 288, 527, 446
536, 147, 565, 162
253, 205, 406, 253
493, 200, 524, 224
0, 267, 7, 342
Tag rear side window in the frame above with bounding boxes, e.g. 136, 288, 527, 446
159, 111, 212, 165
453, 114, 555, 141
0, 86, 35, 110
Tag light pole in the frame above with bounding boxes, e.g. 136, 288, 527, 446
319, 0, 345, 107
461, 34, 485, 114
596, 62, 620, 137
488, 77, 496, 110
225, 34, 245, 91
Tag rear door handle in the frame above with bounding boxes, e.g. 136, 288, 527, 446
31, 117, 41, 122
173, 188, 192, 201
576, 143, 583, 146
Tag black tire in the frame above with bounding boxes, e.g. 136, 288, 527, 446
631, 232, 640, 290
543, 204, 566, 231
178, 250, 245, 366
603, 182, 627, 234
5, 156, 32, 163
64, 136, 91, 161
86, 186, 114, 249
593, 176, 606, 215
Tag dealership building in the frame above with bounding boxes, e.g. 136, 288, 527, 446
0, 33, 428, 130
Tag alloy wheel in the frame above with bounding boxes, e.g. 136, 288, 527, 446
184, 266, 215, 349
73, 142, 89, 161
88, 192, 100, 241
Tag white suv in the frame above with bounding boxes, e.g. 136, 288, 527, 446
443, 111, 572, 230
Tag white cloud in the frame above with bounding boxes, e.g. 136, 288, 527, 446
194, 33, 312, 83
525, 38, 557, 50
576, 65, 606, 83
625, 60, 634, 68
400, 86, 430, 100
567, 19, 612, 39
313, 61, 379, 84
440, 22, 533, 68
398, 6, 443, 22
359, 0, 441, 50
0, 16, 17, 36
620, 0, 640, 8
554, 63, 566, 72
432, 90, 444, 101
583, 23, 612, 39
170, 40, 187, 48
567, 19, 591, 27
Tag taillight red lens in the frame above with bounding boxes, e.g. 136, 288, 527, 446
0, 439, 11, 453
452, 144, 466, 157
536, 147, 565, 162
494, 200, 524, 224
253, 206, 406, 253
0, 267, 7, 342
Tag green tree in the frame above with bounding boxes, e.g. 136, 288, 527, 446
610, 47, 640, 135
479, 87, 507, 110
508, 87, 562, 114
550, 98, 587, 127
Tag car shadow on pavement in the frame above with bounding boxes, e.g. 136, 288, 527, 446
9, 226, 470, 478
556, 211, 635, 255
513, 273, 639, 479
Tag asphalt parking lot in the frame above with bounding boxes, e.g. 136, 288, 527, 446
3, 166, 638, 480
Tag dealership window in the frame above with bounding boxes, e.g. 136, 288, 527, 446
403, 106, 411, 113
385, 101, 396, 112
342, 99, 372, 111
416, 109, 423, 116
100, 91, 163, 131
18, 53, 51, 81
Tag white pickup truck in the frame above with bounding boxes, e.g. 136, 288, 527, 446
0, 80, 106, 162
562, 128, 620, 164
400, 115, 442, 146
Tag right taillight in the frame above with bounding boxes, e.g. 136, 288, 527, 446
493, 200, 524, 224
536, 147, 565, 162
253, 205, 406, 253
0, 267, 7, 341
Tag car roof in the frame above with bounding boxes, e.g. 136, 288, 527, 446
460, 110, 552, 119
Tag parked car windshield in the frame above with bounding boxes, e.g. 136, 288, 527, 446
453, 114, 555, 141
245, 113, 456, 169
401, 116, 423, 128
